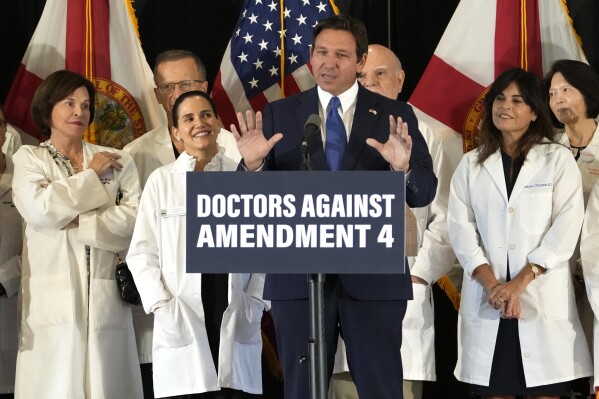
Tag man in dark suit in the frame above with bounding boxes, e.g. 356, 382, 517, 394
231, 14, 437, 399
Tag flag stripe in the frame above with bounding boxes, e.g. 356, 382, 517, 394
212, 71, 239, 132
4, 65, 44, 136
495, 0, 542, 77
409, 55, 486, 133
66, 0, 111, 78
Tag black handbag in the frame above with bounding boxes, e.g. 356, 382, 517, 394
115, 253, 142, 306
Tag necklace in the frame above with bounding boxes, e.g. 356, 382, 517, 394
69, 151, 83, 172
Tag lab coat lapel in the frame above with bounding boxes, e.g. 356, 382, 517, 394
482, 151, 509, 204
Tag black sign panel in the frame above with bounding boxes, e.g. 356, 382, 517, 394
186, 171, 406, 274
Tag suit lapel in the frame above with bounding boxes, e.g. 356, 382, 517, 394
295, 88, 327, 170
341, 86, 384, 170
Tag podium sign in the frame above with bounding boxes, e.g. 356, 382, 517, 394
186, 171, 406, 274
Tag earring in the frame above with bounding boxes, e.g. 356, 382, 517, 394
176, 136, 183, 142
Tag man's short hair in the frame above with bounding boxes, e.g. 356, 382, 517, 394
312, 14, 368, 61
153, 50, 207, 84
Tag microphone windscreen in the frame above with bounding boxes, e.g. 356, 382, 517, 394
303, 114, 321, 140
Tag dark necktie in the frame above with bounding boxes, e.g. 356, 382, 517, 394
325, 96, 346, 171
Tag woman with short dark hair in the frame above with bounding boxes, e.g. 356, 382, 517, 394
11, 70, 143, 398
546, 59, 599, 199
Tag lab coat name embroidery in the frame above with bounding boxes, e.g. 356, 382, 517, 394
523, 182, 553, 189
98, 176, 114, 185
160, 207, 186, 218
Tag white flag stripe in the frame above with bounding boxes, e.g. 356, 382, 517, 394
108, 1, 165, 130
21, 0, 66, 79
538, 3, 587, 72
218, 42, 254, 113
292, 65, 316, 91
434, 1, 497, 87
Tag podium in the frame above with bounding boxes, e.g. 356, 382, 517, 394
186, 171, 407, 399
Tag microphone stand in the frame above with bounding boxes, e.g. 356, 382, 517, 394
301, 134, 327, 399
301, 139, 312, 171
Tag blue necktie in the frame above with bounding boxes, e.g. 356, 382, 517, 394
325, 96, 346, 171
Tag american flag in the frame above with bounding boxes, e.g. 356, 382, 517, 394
211, 0, 339, 129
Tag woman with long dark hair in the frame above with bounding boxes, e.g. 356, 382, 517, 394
448, 68, 592, 398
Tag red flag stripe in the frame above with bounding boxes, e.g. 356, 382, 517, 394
4, 65, 44, 138
409, 55, 486, 133
495, 0, 542, 76
66, 0, 111, 79
283, 74, 301, 97
212, 71, 239, 133
247, 93, 270, 118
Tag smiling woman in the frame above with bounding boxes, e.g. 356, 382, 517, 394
448, 68, 592, 398
126, 89, 266, 398
171, 90, 220, 170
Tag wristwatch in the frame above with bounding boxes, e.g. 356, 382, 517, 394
530, 263, 541, 279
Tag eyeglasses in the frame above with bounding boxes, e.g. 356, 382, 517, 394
156, 80, 206, 96
0, 119, 7, 128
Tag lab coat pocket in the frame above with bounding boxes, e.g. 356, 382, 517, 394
231, 293, 264, 345
90, 278, 128, 330
534, 268, 569, 321
153, 298, 193, 348
26, 274, 74, 327
459, 278, 484, 318
519, 192, 552, 235
403, 283, 434, 330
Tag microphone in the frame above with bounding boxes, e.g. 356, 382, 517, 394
302, 114, 321, 171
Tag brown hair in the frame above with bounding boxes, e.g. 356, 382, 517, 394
312, 14, 368, 61
31, 70, 95, 138
476, 68, 555, 165
172, 91, 218, 128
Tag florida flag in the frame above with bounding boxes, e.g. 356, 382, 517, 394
211, 0, 339, 129
409, 0, 586, 169
4, 0, 165, 149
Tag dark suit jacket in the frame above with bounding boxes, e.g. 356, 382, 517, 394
259, 84, 437, 300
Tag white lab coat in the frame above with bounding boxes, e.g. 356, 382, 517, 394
332, 122, 456, 382
123, 125, 242, 363
127, 150, 265, 398
556, 127, 599, 383
0, 133, 22, 394
12, 143, 143, 399
402, 123, 456, 381
556, 124, 599, 203
448, 142, 592, 387
581, 178, 599, 388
